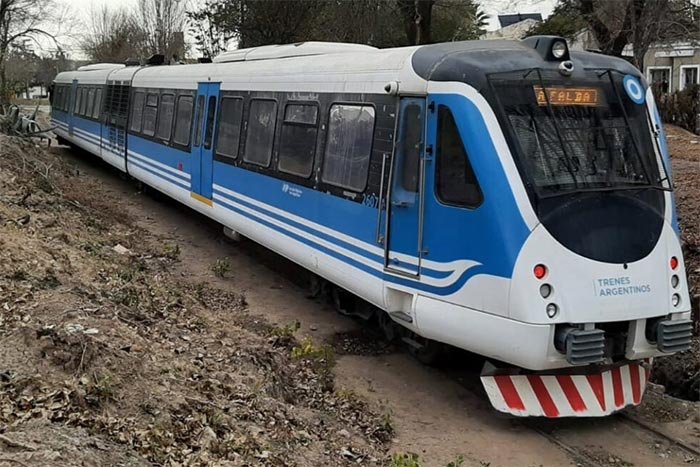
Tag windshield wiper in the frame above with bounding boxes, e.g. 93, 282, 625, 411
538, 183, 671, 199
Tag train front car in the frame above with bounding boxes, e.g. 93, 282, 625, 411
411, 37, 693, 417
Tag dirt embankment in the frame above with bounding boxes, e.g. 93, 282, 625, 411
0, 137, 392, 466
653, 125, 700, 402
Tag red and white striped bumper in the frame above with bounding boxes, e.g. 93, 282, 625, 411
481, 360, 652, 417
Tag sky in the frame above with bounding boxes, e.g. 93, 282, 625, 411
57, 0, 557, 59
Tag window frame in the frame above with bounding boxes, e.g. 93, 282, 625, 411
172, 93, 195, 149
434, 105, 483, 209
214, 95, 244, 161
242, 97, 279, 168
679, 64, 700, 91
86, 88, 96, 119
277, 101, 320, 179
155, 92, 176, 142
79, 88, 89, 116
129, 90, 146, 133
92, 87, 103, 119
141, 92, 159, 137
320, 101, 377, 193
647, 66, 672, 93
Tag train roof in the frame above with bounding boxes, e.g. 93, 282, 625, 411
54, 39, 644, 94
54, 64, 124, 85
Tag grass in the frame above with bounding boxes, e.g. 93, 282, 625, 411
211, 257, 232, 278
391, 453, 421, 467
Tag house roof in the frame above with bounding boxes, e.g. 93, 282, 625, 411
498, 13, 543, 28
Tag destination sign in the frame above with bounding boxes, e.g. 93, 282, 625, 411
534, 86, 600, 107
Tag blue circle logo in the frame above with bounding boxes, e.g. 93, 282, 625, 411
623, 75, 645, 104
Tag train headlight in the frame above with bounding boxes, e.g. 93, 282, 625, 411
671, 275, 679, 288
540, 284, 552, 298
671, 294, 681, 307
551, 40, 567, 59
546, 303, 558, 318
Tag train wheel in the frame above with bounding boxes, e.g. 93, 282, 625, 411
377, 311, 400, 342
406, 335, 443, 366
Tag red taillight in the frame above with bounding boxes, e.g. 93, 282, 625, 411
670, 256, 679, 270
534, 264, 547, 279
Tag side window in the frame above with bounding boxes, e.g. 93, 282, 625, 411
142, 93, 159, 136
321, 104, 375, 192
92, 88, 102, 119
86, 89, 95, 118
173, 95, 194, 146
243, 99, 277, 167
194, 96, 205, 146
215, 97, 243, 159
156, 93, 175, 141
278, 103, 318, 178
79, 88, 88, 116
73, 88, 81, 114
130, 91, 145, 132
436, 106, 482, 207
398, 103, 423, 192
203, 95, 217, 149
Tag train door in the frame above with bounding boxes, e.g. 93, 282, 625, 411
190, 82, 220, 203
384, 98, 426, 276
102, 82, 130, 168
68, 79, 78, 135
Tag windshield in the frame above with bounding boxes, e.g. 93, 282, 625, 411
489, 69, 666, 196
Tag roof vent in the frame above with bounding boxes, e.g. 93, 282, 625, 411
125, 58, 141, 67
212, 41, 378, 64
146, 54, 165, 66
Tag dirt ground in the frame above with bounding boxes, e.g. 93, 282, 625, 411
0, 121, 698, 466
652, 125, 700, 402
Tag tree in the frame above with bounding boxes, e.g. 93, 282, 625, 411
432, 0, 488, 42
81, 5, 146, 63
187, 0, 234, 58
397, 0, 436, 45
0, 0, 65, 105
187, 0, 487, 51
136, 0, 187, 61
526, 1, 587, 40
529, 0, 700, 69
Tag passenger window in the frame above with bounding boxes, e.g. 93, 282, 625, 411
203, 96, 217, 149
156, 94, 175, 141
130, 92, 145, 132
142, 93, 159, 136
399, 103, 423, 192
194, 96, 205, 146
92, 88, 102, 119
215, 97, 243, 159
81, 88, 89, 116
278, 103, 318, 178
86, 89, 95, 118
73, 88, 81, 114
322, 104, 375, 192
173, 95, 194, 146
243, 99, 277, 167
436, 106, 482, 207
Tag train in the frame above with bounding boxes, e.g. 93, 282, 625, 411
51, 37, 693, 418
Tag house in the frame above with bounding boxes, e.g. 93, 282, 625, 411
481, 13, 543, 41
497, 13, 543, 28
642, 42, 700, 94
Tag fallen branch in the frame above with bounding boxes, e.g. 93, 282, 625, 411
0, 434, 37, 451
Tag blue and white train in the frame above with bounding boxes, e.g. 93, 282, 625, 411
51, 37, 692, 417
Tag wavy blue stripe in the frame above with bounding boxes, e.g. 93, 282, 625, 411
128, 159, 190, 191
213, 186, 453, 280
129, 152, 189, 182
